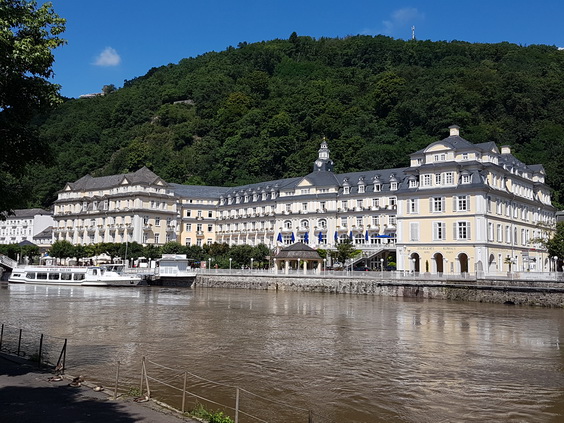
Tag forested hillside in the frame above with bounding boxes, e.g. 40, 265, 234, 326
28, 34, 564, 208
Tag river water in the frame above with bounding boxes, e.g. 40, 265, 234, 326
1, 283, 563, 423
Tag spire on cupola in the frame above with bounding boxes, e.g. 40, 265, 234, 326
313, 137, 334, 172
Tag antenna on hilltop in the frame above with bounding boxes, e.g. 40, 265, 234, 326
411, 26, 416, 41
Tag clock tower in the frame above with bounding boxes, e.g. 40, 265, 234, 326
313, 139, 334, 172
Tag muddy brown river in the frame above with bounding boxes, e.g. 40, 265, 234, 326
1, 283, 563, 422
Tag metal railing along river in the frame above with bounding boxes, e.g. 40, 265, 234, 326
0, 323, 336, 422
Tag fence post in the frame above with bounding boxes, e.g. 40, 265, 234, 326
38, 334, 43, 368
181, 371, 187, 413
0, 323, 3, 351
56, 339, 67, 374
114, 361, 120, 400
17, 328, 22, 356
235, 387, 240, 423
139, 356, 145, 394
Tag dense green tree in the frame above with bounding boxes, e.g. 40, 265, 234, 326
49, 240, 74, 259
334, 239, 361, 266
0, 0, 66, 218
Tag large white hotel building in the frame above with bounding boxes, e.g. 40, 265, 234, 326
52, 126, 556, 275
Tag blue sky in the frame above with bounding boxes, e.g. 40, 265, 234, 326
48, 0, 564, 98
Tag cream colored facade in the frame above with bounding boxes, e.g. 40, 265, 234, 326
52, 126, 556, 276
396, 126, 554, 275
53, 168, 179, 246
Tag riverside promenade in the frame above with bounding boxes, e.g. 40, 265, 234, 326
0, 353, 196, 423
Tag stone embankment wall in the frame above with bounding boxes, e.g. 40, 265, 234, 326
194, 274, 564, 308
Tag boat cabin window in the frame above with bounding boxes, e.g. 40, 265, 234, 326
49, 273, 60, 280
73, 273, 85, 281
25, 272, 35, 279
37, 273, 47, 280
61, 273, 72, 280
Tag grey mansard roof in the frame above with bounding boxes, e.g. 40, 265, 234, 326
9, 209, 52, 218
62, 167, 165, 192
170, 183, 231, 199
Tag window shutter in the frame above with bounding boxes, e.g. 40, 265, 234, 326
441, 197, 445, 212
429, 197, 433, 212
467, 196, 470, 212
467, 221, 471, 240
453, 196, 457, 212
453, 222, 458, 240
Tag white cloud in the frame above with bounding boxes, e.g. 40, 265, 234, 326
361, 7, 424, 37
93, 47, 121, 67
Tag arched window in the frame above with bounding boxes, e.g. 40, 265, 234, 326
318, 218, 327, 229
284, 220, 292, 229
300, 219, 309, 229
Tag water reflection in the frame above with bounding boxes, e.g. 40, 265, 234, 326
1, 284, 563, 422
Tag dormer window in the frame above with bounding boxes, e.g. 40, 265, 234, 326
390, 182, 398, 191
409, 178, 418, 188
343, 186, 350, 194
374, 184, 381, 192
358, 184, 365, 193
461, 173, 470, 184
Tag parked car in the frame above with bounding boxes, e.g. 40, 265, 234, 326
385, 265, 396, 271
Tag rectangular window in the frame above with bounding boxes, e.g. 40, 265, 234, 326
186, 223, 192, 231
435, 174, 442, 185
358, 185, 365, 193
341, 217, 347, 227
456, 222, 470, 240
186, 210, 191, 217
286, 204, 291, 212
208, 210, 213, 218
357, 199, 363, 209
372, 216, 380, 226
497, 224, 503, 242
207, 224, 213, 232
155, 217, 161, 226
431, 197, 444, 212
456, 196, 468, 212
389, 197, 397, 207
302, 202, 308, 211
445, 172, 454, 185
197, 210, 202, 217
372, 198, 380, 208
433, 222, 445, 240
423, 174, 432, 186
408, 199, 418, 214
410, 223, 419, 241
197, 223, 202, 232
374, 184, 381, 192
155, 233, 160, 244
356, 216, 362, 227
488, 223, 494, 241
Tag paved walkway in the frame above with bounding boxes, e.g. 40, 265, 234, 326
0, 353, 198, 423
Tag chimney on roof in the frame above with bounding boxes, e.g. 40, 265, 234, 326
449, 125, 460, 137
501, 145, 511, 155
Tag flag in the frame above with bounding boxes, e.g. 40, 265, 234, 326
291, 232, 295, 242
277, 233, 282, 243
318, 231, 323, 243
349, 231, 353, 240
334, 231, 338, 242
365, 230, 369, 241
304, 232, 309, 244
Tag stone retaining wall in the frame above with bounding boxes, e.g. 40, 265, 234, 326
194, 274, 564, 308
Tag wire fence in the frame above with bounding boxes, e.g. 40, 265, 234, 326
0, 323, 67, 371
137, 357, 338, 423
0, 323, 338, 423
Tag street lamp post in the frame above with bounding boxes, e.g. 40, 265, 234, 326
250, 258, 254, 273
380, 258, 384, 278
555, 256, 559, 272
208, 258, 211, 273
229, 257, 232, 273
323, 258, 327, 276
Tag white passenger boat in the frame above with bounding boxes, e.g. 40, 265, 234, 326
8, 264, 143, 287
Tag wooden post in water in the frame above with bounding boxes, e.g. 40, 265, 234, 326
234, 387, 240, 423
0, 323, 4, 351
308, 410, 313, 423
181, 371, 187, 413
114, 361, 120, 400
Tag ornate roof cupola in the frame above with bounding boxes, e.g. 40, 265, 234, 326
313, 138, 335, 172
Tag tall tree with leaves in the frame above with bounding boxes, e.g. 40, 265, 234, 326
0, 0, 66, 218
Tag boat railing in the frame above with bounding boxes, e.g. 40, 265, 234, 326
0, 254, 18, 270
